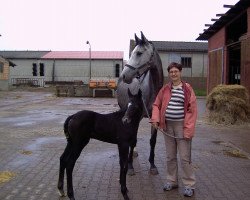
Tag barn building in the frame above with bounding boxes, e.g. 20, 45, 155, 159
197, 0, 250, 95
0, 56, 16, 90
0, 51, 123, 88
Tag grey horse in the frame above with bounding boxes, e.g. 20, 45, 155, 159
117, 32, 164, 175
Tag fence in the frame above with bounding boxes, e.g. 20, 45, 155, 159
11, 78, 45, 87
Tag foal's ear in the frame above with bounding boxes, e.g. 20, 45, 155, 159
128, 88, 133, 98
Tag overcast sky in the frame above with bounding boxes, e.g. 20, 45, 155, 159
0, 0, 239, 60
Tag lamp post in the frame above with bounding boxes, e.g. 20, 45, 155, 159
86, 41, 92, 81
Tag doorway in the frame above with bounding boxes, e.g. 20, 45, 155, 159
228, 44, 241, 84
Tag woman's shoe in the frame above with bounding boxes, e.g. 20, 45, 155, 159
183, 187, 194, 197
163, 183, 178, 191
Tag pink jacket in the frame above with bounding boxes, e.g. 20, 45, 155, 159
150, 81, 197, 139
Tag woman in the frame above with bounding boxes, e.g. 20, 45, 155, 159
151, 62, 197, 197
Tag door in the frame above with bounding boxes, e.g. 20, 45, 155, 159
228, 44, 241, 84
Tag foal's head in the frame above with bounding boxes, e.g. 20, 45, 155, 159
122, 89, 143, 124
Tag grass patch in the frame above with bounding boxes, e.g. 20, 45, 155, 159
194, 89, 206, 96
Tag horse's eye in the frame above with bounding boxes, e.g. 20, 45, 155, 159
136, 52, 142, 56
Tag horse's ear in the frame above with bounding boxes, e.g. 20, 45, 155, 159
141, 31, 149, 44
127, 88, 133, 98
135, 33, 140, 46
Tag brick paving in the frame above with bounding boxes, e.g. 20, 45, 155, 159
0, 89, 250, 200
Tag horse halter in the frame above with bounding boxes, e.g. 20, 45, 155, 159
125, 51, 154, 78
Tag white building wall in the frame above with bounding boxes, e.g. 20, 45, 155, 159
42, 60, 53, 81
9, 58, 123, 85
158, 52, 207, 78
53, 60, 89, 83
91, 60, 122, 80
191, 53, 207, 77
10, 59, 39, 77
159, 52, 170, 76
9, 59, 46, 86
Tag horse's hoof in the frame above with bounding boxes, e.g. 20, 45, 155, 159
122, 190, 130, 200
57, 189, 65, 197
133, 150, 138, 158
127, 168, 135, 176
123, 194, 130, 200
149, 167, 159, 175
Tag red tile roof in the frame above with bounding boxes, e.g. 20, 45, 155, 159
42, 51, 123, 60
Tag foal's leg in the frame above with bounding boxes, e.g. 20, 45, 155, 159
149, 127, 159, 175
58, 143, 71, 196
127, 145, 136, 176
118, 143, 130, 200
66, 139, 90, 200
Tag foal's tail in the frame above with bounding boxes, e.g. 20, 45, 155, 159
64, 115, 73, 142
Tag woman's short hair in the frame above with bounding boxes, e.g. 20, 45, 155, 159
167, 62, 183, 72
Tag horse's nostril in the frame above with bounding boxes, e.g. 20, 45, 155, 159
123, 75, 126, 80
122, 117, 130, 124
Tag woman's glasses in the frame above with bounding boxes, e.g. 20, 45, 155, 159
169, 70, 180, 74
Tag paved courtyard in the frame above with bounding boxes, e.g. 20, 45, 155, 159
0, 88, 250, 200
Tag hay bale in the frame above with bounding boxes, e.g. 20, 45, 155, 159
206, 84, 250, 125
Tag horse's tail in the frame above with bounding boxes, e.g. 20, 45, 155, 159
64, 115, 73, 142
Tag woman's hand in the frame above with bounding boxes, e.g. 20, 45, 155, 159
151, 122, 159, 129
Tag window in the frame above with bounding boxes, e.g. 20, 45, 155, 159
181, 57, 192, 68
115, 64, 120, 77
39, 63, 44, 76
32, 63, 37, 76
0, 63, 3, 73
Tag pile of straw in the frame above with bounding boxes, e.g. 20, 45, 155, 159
0, 171, 16, 184
206, 84, 250, 125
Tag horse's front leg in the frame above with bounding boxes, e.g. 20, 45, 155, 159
127, 145, 136, 176
118, 144, 130, 200
149, 127, 159, 175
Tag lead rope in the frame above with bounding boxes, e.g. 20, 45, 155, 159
141, 96, 184, 140
139, 79, 192, 163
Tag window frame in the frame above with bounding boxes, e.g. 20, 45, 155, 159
181, 57, 192, 68
32, 63, 37, 76
39, 63, 45, 76
115, 64, 120, 77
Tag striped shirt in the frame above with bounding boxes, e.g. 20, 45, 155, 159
165, 86, 185, 121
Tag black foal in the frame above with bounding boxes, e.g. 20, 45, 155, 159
58, 89, 143, 200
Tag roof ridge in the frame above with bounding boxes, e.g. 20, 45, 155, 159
152, 41, 207, 43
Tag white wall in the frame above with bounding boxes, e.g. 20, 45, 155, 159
9, 58, 123, 85
159, 52, 207, 78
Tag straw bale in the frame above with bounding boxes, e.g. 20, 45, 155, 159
206, 84, 250, 125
